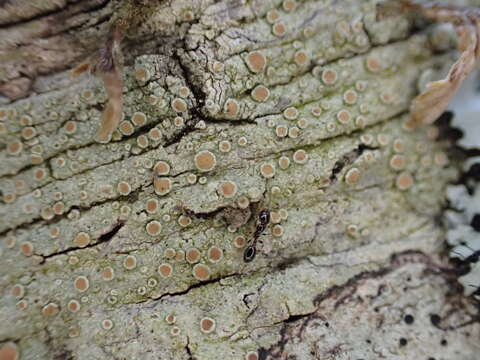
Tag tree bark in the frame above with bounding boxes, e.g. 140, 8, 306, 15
1, 0, 479, 359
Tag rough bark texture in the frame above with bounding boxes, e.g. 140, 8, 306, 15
1, 0, 479, 359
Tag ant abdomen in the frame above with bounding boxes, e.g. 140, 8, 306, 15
243, 246, 256, 262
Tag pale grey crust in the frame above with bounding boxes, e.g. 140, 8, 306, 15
0, 1, 479, 359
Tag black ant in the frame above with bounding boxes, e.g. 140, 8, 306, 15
244, 209, 270, 262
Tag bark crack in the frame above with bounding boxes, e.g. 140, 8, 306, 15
141, 272, 242, 306
256, 251, 431, 358
37, 220, 124, 263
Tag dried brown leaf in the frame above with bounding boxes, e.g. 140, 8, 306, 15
411, 24, 477, 124
94, 25, 125, 143
95, 69, 124, 143
71, 24, 125, 143
388, 1, 480, 125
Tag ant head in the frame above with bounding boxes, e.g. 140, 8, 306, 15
259, 209, 270, 224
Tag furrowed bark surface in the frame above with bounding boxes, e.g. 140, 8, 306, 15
0, 0, 479, 359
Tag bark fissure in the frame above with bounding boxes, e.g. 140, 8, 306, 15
38, 220, 125, 262
1, 1, 478, 359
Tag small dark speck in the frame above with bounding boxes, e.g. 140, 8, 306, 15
404, 314, 414, 325
399, 338, 408, 347
471, 214, 480, 232
441, 339, 447, 346
430, 314, 441, 327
